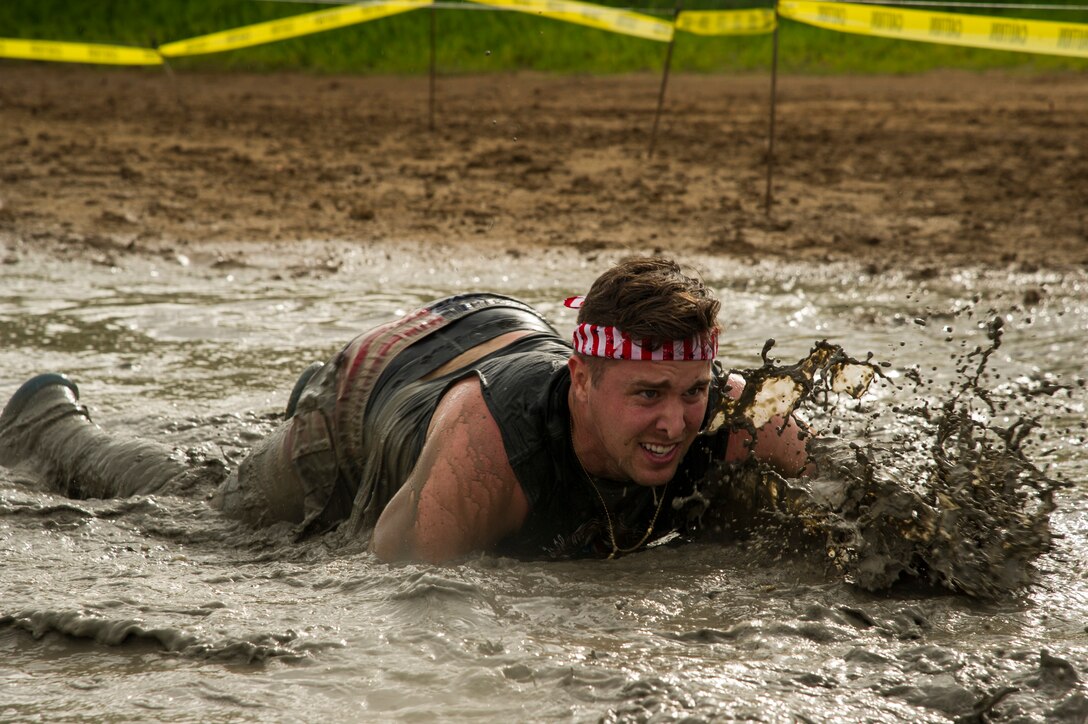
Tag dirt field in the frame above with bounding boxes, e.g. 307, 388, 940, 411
1, 65, 1086, 271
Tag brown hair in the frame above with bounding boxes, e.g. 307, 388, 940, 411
576, 257, 720, 379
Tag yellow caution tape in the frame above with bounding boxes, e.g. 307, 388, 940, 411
469, 0, 674, 42
778, 0, 1088, 59
0, 38, 162, 65
676, 9, 776, 36
159, 0, 433, 58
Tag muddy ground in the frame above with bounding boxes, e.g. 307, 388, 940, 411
0, 64, 1086, 271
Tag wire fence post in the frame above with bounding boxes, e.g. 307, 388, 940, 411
648, 0, 682, 159
429, 6, 437, 132
764, 0, 781, 214
153, 37, 186, 114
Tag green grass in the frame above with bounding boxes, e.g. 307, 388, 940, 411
2, 0, 1087, 74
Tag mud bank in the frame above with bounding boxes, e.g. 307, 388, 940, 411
1, 65, 1086, 270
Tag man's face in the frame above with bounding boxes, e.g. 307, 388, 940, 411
569, 356, 712, 487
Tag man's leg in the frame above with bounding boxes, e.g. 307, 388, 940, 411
0, 374, 225, 499
211, 360, 345, 531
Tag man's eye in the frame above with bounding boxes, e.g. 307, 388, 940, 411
685, 386, 708, 398
638, 389, 659, 400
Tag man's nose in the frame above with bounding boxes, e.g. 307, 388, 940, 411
657, 399, 686, 439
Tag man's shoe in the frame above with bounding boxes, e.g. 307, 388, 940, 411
0, 373, 89, 468
285, 362, 324, 419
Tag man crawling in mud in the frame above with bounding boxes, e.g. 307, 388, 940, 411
0, 257, 809, 562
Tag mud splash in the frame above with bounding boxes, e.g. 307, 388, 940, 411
685, 315, 1071, 598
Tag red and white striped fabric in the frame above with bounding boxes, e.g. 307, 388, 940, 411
570, 323, 717, 361
564, 295, 717, 360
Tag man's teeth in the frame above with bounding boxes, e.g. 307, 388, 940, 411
642, 443, 674, 454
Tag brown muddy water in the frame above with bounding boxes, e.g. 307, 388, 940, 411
1, 241, 1086, 722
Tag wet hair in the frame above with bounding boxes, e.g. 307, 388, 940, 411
576, 257, 720, 383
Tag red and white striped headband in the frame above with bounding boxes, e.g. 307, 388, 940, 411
564, 296, 718, 361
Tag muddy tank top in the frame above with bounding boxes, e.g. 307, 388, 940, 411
475, 350, 728, 559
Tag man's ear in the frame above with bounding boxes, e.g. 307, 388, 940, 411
568, 355, 591, 403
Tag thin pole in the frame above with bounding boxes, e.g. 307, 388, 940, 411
764, 0, 780, 214
156, 43, 185, 113
429, 7, 437, 132
648, 0, 682, 159
152, 36, 173, 81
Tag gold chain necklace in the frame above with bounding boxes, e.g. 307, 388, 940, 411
569, 414, 669, 560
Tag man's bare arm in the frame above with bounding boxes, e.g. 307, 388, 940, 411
725, 413, 812, 476
369, 376, 529, 563
721, 373, 813, 476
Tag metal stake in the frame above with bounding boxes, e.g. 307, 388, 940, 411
429, 7, 437, 132
764, 0, 781, 214
648, 0, 683, 159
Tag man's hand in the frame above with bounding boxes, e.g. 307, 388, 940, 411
369, 376, 529, 563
